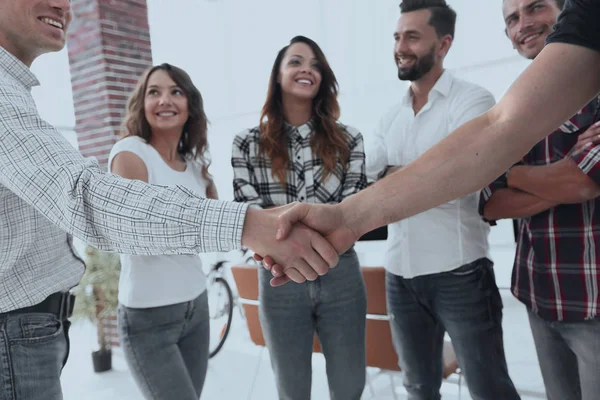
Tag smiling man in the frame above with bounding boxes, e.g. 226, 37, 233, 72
0, 1, 338, 398
477, 0, 600, 398
364, 1, 520, 399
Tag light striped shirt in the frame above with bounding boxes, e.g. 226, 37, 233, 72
0, 46, 247, 312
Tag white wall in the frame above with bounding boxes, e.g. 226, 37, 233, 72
32, 0, 533, 261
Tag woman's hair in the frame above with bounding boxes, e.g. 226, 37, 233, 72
123, 63, 212, 180
259, 35, 350, 184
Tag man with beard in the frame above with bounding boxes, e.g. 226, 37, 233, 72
479, 0, 600, 398
365, 1, 521, 398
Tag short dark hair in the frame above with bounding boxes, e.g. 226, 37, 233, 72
502, 0, 566, 11
399, 0, 457, 38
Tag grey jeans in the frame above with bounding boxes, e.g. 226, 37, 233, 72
527, 310, 600, 400
258, 248, 367, 400
117, 291, 210, 400
0, 313, 70, 400
386, 258, 520, 400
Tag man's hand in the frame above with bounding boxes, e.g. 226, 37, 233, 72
571, 121, 600, 155
255, 202, 360, 286
241, 206, 339, 284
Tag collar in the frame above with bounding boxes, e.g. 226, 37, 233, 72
0, 46, 40, 90
402, 69, 453, 106
285, 119, 315, 139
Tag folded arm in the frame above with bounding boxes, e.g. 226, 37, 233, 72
507, 156, 600, 203
482, 188, 557, 221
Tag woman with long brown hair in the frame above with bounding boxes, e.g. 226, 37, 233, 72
232, 36, 368, 400
108, 63, 215, 400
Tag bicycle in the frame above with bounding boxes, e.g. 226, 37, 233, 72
206, 249, 255, 358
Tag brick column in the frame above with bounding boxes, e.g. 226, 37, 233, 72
67, 0, 153, 351
67, 0, 153, 170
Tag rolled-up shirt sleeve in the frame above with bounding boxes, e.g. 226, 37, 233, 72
478, 173, 509, 225
546, 0, 600, 52
571, 144, 600, 185
339, 127, 368, 200
231, 131, 270, 208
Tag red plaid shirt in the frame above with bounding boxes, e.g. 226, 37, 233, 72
479, 98, 600, 322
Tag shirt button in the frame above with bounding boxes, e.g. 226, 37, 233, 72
300, 196, 305, 201
297, 156, 301, 160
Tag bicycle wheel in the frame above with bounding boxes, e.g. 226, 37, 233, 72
207, 277, 234, 358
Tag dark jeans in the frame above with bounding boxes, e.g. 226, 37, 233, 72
386, 258, 520, 400
118, 291, 210, 400
258, 248, 367, 400
0, 313, 71, 400
527, 310, 600, 400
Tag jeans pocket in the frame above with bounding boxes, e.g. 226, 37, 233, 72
10, 314, 63, 344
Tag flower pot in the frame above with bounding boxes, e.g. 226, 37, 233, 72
92, 348, 112, 373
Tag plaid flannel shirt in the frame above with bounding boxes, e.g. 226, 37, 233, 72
479, 98, 600, 322
231, 121, 367, 208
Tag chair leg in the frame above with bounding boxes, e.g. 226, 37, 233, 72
389, 373, 398, 400
247, 347, 265, 400
365, 370, 376, 399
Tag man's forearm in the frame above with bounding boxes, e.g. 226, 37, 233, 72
339, 43, 600, 237
483, 188, 557, 221
508, 159, 600, 203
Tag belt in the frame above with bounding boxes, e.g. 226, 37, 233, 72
5, 292, 75, 320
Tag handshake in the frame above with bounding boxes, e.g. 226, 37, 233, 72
240, 202, 361, 287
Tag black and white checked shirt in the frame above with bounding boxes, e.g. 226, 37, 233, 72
232, 121, 367, 208
0, 47, 247, 312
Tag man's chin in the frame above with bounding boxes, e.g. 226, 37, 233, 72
40, 37, 67, 54
520, 47, 543, 60
397, 72, 415, 81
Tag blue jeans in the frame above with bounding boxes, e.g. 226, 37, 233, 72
527, 310, 600, 400
259, 248, 367, 400
118, 291, 210, 400
386, 258, 520, 400
0, 313, 70, 400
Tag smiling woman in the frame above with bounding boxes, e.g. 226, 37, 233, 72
107, 63, 217, 400
230, 35, 369, 399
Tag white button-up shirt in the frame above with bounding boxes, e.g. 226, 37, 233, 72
366, 71, 496, 278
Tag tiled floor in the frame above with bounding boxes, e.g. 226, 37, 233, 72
61, 243, 549, 399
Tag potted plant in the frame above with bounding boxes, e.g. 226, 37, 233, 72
71, 245, 121, 373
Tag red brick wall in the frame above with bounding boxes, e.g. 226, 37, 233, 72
67, 0, 153, 170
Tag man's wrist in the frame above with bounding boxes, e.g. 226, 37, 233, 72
339, 193, 381, 240
240, 207, 261, 250
337, 201, 359, 239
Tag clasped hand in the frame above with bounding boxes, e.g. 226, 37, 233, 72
242, 202, 358, 286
